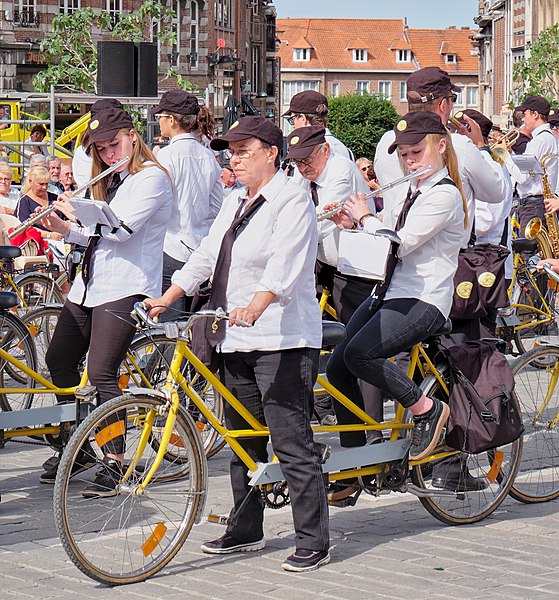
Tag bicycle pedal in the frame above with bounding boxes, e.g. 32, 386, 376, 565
314, 442, 332, 464
207, 512, 230, 526
328, 490, 361, 508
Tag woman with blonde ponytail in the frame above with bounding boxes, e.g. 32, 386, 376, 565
323, 112, 466, 497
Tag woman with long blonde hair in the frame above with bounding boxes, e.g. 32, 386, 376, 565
37, 108, 172, 494
324, 112, 466, 500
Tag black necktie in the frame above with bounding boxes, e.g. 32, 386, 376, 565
310, 181, 319, 207
372, 186, 421, 306
205, 195, 267, 345
80, 172, 127, 302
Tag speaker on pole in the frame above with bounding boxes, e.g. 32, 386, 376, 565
135, 43, 158, 97
97, 41, 136, 96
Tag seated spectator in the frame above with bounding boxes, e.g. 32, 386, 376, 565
0, 106, 9, 131
0, 161, 18, 215
47, 155, 64, 194
24, 125, 48, 159
219, 156, 242, 197
60, 161, 77, 192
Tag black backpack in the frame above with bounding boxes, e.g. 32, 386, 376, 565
444, 340, 524, 454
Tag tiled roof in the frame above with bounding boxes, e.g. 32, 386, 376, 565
277, 19, 478, 74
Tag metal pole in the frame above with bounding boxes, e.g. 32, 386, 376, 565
49, 85, 55, 156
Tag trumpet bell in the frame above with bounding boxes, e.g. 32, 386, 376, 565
491, 147, 510, 166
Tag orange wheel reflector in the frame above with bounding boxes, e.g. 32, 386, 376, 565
142, 522, 167, 557
169, 432, 185, 448
487, 450, 504, 484
94, 420, 126, 447
118, 374, 130, 389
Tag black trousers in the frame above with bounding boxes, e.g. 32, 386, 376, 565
160, 252, 192, 321
45, 295, 144, 454
517, 195, 545, 232
220, 347, 329, 552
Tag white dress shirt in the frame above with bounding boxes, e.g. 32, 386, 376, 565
296, 152, 370, 266
171, 169, 322, 353
363, 168, 465, 317
505, 124, 559, 198
156, 133, 223, 263
72, 145, 93, 189
66, 165, 172, 307
375, 129, 508, 248
325, 128, 354, 161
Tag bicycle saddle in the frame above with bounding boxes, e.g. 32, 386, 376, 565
322, 321, 346, 348
0, 291, 19, 309
512, 238, 537, 254
0, 245, 22, 259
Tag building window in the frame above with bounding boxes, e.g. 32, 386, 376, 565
331, 83, 340, 97
14, 0, 38, 26
352, 49, 367, 63
356, 80, 370, 95
445, 54, 457, 65
59, 0, 80, 13
399, 81, 407, 102
190, 1, 200, 69
466, 86, 478, 106
105, 0, 122, 16
454, 85, 463, 106
215, 0, 232, 28
396, 49, 411, 63
293, 48, 310, 62
378, 81, 391, 100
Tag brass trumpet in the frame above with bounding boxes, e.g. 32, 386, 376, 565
490, 128, 520, 149
316, 166, 432, 222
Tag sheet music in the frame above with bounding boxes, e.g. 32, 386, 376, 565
69, 199, 120, 229
510, 154, 543, 175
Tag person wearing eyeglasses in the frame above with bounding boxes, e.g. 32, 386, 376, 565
145, 116, 329, 573
149, 90, 223, 319
282, 91, 353, 161
0, 161, 17, 214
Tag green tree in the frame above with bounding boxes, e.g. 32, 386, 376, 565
512, 23, 559, 104
327, 93, 400, 159
34, 2, 176, 94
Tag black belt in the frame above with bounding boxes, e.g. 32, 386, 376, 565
518, 195, 544, 205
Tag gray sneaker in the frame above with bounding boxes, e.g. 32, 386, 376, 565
410, 399, 450, 461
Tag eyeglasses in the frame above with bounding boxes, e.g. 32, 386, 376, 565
286, 113, 305, 126
0, 177, 11, 182
445, 94, 458, 103
154, 113, 172, 121
224, 147, 260, 161
291, 145, 323, 166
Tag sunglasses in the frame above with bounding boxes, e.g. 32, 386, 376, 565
286, 113, 305, 126
445, 94, 458, 103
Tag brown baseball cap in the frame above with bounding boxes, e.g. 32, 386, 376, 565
282, 90, 328, 117
149, 90, 200, 115
388, 111, 448, 154
90, 98, 124, 116
548, 108, 559, 125
454, 109, 494, 139
87, 108, 134, 146
285, 126, 326, 160
515, 95, 551, 116
406, 66, 461, 103
210, 116, 283, 153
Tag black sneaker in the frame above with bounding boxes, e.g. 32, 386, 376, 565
200, 533, 265, 554
40, 455, 94, 484
282, 549, 330, 572
409, 399, 450, 461
432, 472, 488, 492
42, 453, 61, 471
81, 457, 123, 498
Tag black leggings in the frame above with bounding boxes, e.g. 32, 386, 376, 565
46, 295, 143, 453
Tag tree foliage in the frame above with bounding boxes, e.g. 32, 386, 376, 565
327, 93, 400, 159
512, 24, 559, 104
34, 2, 176, 94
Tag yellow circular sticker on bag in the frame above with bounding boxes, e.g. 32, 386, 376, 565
478, 272, 496, 287
456, 281, 473, 299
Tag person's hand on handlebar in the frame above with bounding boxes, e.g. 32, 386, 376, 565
144, 283, 187, 318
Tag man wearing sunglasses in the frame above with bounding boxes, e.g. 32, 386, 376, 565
282, 90, 354, 161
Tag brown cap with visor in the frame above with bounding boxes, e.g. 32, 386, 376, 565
388, 111, 448, 154
515, 95, 551, 116
282, 90, 328, 117
149, 90, 200, 116
454, 109, 494, 139
285, 126, 326, 160
210, 116, 283, 153
87, 108, 134, 147
406, 66, 461, 103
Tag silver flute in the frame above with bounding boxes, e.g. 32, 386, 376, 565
316, 165, 432, 222
8, 155, 130, 239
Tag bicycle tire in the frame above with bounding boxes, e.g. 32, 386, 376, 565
0, 310, 38, 411
510, 346, 559, 502
53, 392, 207, 585
12, 272, 65, 314
410, 366, 523, 525
124, 332, 225, 458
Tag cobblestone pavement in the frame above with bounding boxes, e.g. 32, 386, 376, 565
2, 440, 559, 600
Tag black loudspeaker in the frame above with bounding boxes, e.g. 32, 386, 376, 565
97, 41, 136, 96
135, 43, 158, 97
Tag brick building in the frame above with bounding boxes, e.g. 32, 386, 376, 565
277, 18, 479, 133
0, 0, 278, 123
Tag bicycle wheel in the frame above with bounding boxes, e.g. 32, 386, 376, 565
510, 346, 559, 502
0, 310, 38, 410
12, 272, 65, 313
123, 332, 225, 458
53, 392, 207, 585
513, 278, 559, 357
410, 366, 523, 525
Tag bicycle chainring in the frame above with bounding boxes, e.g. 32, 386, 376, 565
260, 480, 290, 509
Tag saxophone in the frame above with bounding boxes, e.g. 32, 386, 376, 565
524, 153, 559, 258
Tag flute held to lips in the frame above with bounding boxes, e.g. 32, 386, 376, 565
316, 165, 432, 221
7, 155, 130, 239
